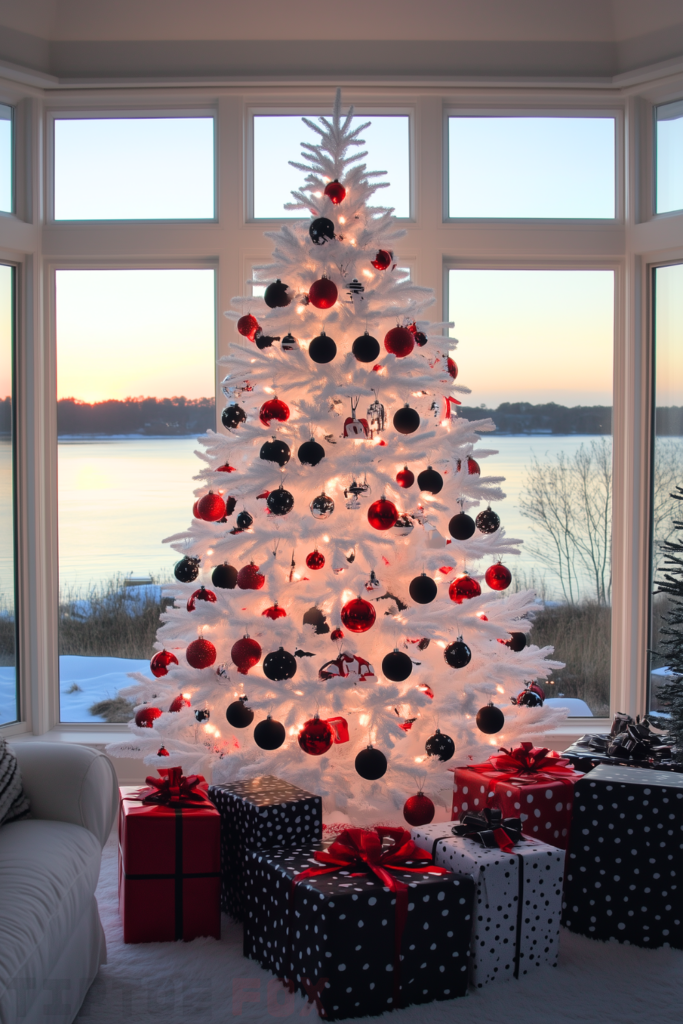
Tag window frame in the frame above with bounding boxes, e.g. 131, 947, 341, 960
0, 102, 14, 216
246, 103, 416, 224
46, 107, 219, 225
653, 98, 683, 218
443, 106, 624, 225
0, 261, 19, 725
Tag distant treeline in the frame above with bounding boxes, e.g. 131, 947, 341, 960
0, 397, 681, 437
459, 402, 683, 436
56, 397, 215, 436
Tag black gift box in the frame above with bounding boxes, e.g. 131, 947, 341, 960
562, 764, 683, 948
208, 775, 322, 920
243, 842, 475, 1020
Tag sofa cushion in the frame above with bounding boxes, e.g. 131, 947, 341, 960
0, 819, 102, 1003
0, 737, 30, 825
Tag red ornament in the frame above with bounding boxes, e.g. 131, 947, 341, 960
330, 627, 344, 641
367, 497, 399, 531
237, 562, 265, 590
186, 637, 217, 669
134, 706, 162, 728
448, 573, 482, 603
309, 277, 338, 309
169, 693, 191, 712
371, 249, 392, 271
340, 597, 376, 633
231, 636, 262, 674
150, 649, 178, 678
396, 466, 415, 488
259, 397, 290, 426
262, 603, 287, 620
237, 314, 260, 341
157, 745, 170, 756
187, 586, 217, 611
192, 499, 201, 518
324, 179, 346, 204
306, 550, 325, 570
298, 716, 333, 756
403, 792, 435, 827
384, 326, 415, 358
447, 357, 458, 379
457, 457, 481, 475
216, 463, 237, 473
197, 492, 226, 522
485, 563, 512, 591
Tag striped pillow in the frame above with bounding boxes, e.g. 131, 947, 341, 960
0, 738, 30, 825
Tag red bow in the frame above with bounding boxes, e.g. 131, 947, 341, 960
463, 741, 579, 785
141, 767, 208, 807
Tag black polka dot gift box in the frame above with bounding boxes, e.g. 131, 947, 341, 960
450, 743, 583, 849
562, 764, 683, 949
410, 816, 564, 988
243, 827, 475, 1021
208, 775, 322, 920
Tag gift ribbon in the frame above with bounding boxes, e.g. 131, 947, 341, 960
140, 767, 211, 808
288, 827, 451, 1008
455, 741, 581, 788
451, 807, 523, 853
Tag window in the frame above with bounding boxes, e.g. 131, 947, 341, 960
56, 269, 216, 722
448, 116, 615, 219
53, 117, 215, 220
0, 104, 11, 213
253, 114, 410, 219
449, 268, 615, 716
0, 264, 17, 725
655, 100, 683, 214
649, 263, 683, 712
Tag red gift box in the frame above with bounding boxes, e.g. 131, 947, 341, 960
118, 769, 221, 943
450, 743, 583, 850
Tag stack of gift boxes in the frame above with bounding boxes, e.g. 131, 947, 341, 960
116, 725, 682, 1020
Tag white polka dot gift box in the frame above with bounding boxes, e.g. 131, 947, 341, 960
243, 826, 475, 1020
450, 742, 583, 849
209, 775, 322, 921
411, 814, 565, 988
562, 764, 683, 949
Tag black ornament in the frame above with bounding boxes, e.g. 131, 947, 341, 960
514, 690, 544, 708
221, 404, 246, 430
260, 438, 291, 467
303, 606, 329, 635
212, 563, 238, 589
475, 703, 505, 734
309, 332, 337, 364
382, 649, 413, 682
393, 405, 420, 435
224, 496, 237, 518
409, 573, 437, 604
352, 332, 380, 363
264, 279, 291, 308
425, 729, 455, 762
448, 511, 476, 540
263, 647, 297, 681
255, 332, 279, 350
355, 746, 388, 780
505, 632, 527, 652
236, 510, 253, 530
310, 493, 334, 519
297, 438, 325, 466
254, 716, 286, 750
281, 332, 298, 351
414, 331, 428, 347
174, 556, 200, 583
444, 637, 472, 669
417, 466, 443, 495
226, 697, 254, 729
267, 486, 294, 517
476, 507, 501, 534
309, 217, 335, 245
194, 708, 210, 723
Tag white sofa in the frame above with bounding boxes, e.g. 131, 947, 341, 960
0, 743, 118, 1024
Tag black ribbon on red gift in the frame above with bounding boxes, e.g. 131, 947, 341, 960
287, 827, 450, 1009
451, 807, 523, 853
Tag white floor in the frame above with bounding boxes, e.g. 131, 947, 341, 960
76, 830, 683, 1024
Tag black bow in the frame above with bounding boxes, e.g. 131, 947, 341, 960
451, 807, 523, 849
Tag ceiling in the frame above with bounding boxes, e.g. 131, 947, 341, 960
1, 0, 682, 83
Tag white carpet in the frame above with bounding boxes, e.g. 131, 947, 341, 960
77, 830, 683, 1024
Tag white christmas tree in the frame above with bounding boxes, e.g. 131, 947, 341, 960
108, 91, 566, 823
